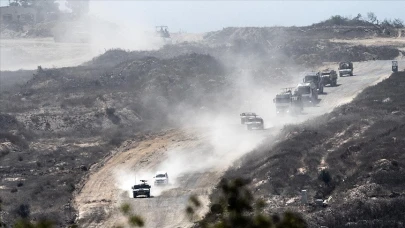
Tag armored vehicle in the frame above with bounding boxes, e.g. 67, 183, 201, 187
240, 112, 257, 124
320, 70, 338, 87
273, 88, 303, 115
338, 62, 353, 77
246, 116, 264, 130
132, 180, 151, 198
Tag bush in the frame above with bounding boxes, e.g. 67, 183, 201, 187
15, 204, 30, 218
319, 169, 332, 185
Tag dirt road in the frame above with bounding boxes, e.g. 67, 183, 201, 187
73, 57, 404, 228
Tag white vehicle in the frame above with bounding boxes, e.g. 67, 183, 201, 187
154, 171, 169, 185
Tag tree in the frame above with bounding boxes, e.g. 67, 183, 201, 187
354, 13, 362, 21
367, 12, 378, 24
190, 178, 307, 228
392, 18, 405, 28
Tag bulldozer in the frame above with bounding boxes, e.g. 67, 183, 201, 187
320, 69, 338, 87
338, 62, 354, 77
155, 26, 172, 44
273, 88, 303, 115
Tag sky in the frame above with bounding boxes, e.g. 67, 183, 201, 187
1, 1, 405, 33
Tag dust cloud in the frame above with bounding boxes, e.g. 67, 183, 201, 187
0, 3, 163, 71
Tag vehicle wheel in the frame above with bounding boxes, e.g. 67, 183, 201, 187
350, 72, 353, 76
147, 193, 150, 198
133, 192, 137, 198
339, 73, 342, 77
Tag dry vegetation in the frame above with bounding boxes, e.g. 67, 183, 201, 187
216, 72, 405, 227
0, 20, 403, 226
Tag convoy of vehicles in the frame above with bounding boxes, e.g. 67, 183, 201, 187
271, 62, 354, 115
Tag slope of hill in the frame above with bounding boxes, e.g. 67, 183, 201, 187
213, 71, 405, 227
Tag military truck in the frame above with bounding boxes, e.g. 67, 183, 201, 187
246, 116, 264, 130
132, 180, 151, 198
295, 82, 318, 106
303, 72, 324, 94
240, 112, 257, 124
320, 70, 338, 87
273, 88, 303, 115
338, 62, 353, 77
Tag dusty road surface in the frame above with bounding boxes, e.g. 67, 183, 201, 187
74, 58, 404, 228
74, 127, 273, 228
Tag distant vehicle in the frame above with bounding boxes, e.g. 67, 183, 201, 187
132, 180, 151, 198
154, 171, 169, 185
320, 70, 338, 87
338, 62, 353, 77
295, 82, 318, 106
155, 25, 172, 44
303, 72, 324, 94
392, 60, 398, 73
240, 112, 257, 124
246, 116, 264, 130
273, 88, 303, 115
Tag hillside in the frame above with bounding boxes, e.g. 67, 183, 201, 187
212, 71, 405, 227
1, 22, 404, 226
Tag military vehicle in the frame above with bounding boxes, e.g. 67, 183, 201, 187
132, 180, 151, 198
154, 171, 169, 185
295, 82, 318, 106
246, 116, 264, 130
392, 61, 398, 73
155, 25, 172, 44
303, 72, 324, 94
320, 70, 338, 87
273, 88, 303, 115
338, 62, 354, 77
240, 112, 257, 124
